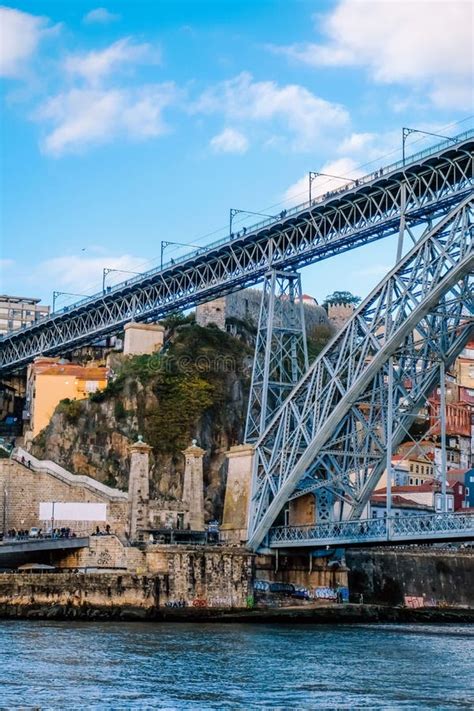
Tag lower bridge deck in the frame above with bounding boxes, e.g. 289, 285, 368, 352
0, 537, 90, 568
268, 512, 474, 549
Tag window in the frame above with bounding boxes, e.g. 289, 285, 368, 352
435, 497, 442, 511
448, 498, 454, 511
85, 381, 99, 393
415, 465, 419, 473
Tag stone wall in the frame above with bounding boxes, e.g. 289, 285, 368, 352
58, 537, 254, 609
196, 289, 329, 333
327, 303, 354, 330
255, 552, 348, 592
0, 459, 128, 536
347, 548, 474, 606
0, 544, 254, 611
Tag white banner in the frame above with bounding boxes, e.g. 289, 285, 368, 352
39, 502, 107, 522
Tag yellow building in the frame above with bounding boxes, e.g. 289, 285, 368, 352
25, 358, 108, 438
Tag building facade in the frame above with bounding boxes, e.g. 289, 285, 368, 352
24, 357, 108, 439
0, 295, 50, 335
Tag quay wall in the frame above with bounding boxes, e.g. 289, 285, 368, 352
0, 543, 254, 612
347, 548, 474, 607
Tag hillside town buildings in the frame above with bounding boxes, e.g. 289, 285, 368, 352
0, 295, 49, 336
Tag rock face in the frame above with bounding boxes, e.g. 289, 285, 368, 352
32, 325, 252, 522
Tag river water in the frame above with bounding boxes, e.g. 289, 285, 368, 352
0, 621, 473, 709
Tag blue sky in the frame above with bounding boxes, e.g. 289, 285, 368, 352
1, 0, 473, 309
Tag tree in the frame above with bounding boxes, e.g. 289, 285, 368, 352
323, 290, 361, 308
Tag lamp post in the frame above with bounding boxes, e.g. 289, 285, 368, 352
51, 501, 56, 536
402, 127, 457, 165
2, 488, 7, 536
309, 171, 357, 203
52, 291, 87, 312
102, 267, 142, 294
229, 209, 277, 237
160, 240, 202, 270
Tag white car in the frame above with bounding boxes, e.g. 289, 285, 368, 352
28, 527, 40, 538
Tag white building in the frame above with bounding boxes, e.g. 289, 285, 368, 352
0, 295, 50, 335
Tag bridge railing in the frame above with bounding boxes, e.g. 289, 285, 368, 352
392, 511, 474, 536
269, 511, 474, 546
3, 128, 472, 335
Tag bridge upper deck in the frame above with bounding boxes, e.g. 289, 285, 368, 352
1, 129, 472, 373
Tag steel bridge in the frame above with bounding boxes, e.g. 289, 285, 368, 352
1, 129, 473, 374
247, 194, 473, 551
268, 512, 474, 549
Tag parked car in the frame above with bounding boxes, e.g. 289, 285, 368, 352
28, 527, 40, 538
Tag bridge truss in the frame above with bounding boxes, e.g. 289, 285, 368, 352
247, 195, 474, 551
244, 269, 308, 443
1, 131, 472, 374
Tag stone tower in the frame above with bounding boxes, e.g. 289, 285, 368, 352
220, 443, 255, 544
182, 440, 205, 531
128, 436, 152, 540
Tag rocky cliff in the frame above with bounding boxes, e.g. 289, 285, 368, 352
32, 324, 252, 521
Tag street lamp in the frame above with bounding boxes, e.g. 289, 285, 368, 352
402, 127, 457, 165
52, 291, 87, 312
160, 240, 202, 270
229, 209, 277, 237
308, 171, 357, 203
102, 267, 142, 294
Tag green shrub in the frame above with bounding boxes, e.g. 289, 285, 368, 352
57, 398, 83, 423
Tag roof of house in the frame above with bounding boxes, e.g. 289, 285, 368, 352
370, 494, 432, 510
373, 482, 454, 495
31, 359, 107, 379
447, 468, 469, 479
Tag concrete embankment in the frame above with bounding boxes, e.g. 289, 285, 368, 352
0, 570, 472, 624
1, 600, 473, 624
347, 548, 474, 607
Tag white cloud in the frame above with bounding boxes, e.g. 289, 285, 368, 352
38, 253, 146, 295
83, 8, 120, 25
337, 132, 375, 155
65, 37, 158, 86
0, 6, 54, 77
36, 83, 178, 155
210, 127, 249, 154
284, 157, 362, 206
194, 71, 349, 150
274, 0, 473, 109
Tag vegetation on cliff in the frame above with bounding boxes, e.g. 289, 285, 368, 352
32, 324, 253, 519
32, 314, 333, 519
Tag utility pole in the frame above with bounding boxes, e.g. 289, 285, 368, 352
386, 356, 394, 533
439, 361, 448, 512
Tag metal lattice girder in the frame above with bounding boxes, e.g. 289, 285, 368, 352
247, 195, 474, 551
245, 270, 308, 443
0, 131, 473, 374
